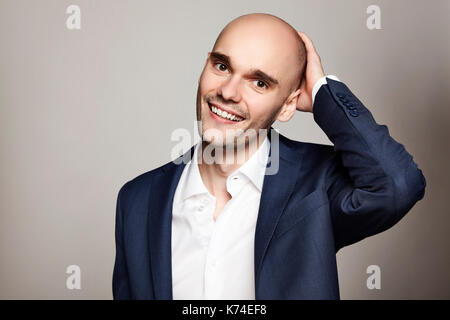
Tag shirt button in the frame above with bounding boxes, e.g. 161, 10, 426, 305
201, 198, 209, 204
198, 205, 204, 211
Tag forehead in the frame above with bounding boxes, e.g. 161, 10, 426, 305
213, 21, 300, 84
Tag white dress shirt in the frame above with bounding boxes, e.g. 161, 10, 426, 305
171, 75, 338, 299
171, 136, 270, 300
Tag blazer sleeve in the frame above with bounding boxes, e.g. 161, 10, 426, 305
112, 183, 132, 299
313, 78, 427, 252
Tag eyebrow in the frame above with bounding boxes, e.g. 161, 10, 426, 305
209, 51, 279, 86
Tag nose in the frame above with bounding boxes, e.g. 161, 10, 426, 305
217, 75, 242, 102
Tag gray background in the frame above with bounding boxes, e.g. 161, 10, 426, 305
0, 0, 449, 299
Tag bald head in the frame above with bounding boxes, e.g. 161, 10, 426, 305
212, 13, 306, 92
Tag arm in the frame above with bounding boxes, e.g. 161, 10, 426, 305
112, 184, 132, 299
296, 32, 426, 251
313, 78, 426, 251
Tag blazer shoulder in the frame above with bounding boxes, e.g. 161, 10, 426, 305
279, 135, 341, 177
282, 134, 336, 159
118, 159, 176, 202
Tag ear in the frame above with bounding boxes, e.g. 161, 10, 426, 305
276, 88, 301, 122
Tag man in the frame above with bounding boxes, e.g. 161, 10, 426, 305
113, 13, 426, 299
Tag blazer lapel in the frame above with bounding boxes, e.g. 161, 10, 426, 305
254, 129, 304, 291
148, 146, 194, 299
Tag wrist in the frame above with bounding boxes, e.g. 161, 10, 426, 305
312, 76, 328, 105
312, 75, 341, 104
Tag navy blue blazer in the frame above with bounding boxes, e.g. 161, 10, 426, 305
113, 78, 426, 299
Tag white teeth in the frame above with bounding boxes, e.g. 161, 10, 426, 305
209, 104, 243, 122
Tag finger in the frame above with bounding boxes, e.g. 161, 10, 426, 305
299, 32, 323, 67
297, 31, 313, 48
297, 31, 318, 56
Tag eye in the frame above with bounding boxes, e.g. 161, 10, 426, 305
253, 79, 268, 90
214, 62, 228, 72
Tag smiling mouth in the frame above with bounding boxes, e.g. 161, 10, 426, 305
208, 102, 244, 122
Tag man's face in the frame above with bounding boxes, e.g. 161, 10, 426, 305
196, 17, 302, 148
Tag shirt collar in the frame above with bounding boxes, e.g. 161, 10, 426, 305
231, 135, 269, 192
178, 144, 209, 202
178, 135, 270, 202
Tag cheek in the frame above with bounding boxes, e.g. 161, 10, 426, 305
199, 71, 224, 94
248, 96, 279, 121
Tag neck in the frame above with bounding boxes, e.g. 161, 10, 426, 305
197, 133, 265, 197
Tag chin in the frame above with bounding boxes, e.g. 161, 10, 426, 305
205, 128, 252, 151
